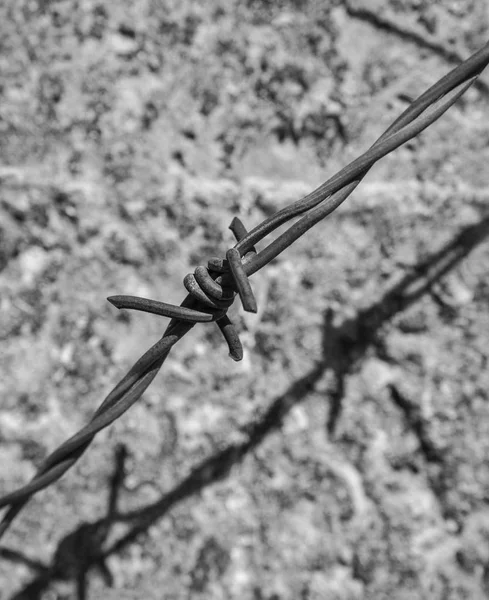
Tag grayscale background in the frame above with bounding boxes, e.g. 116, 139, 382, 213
1, 1, 488, 598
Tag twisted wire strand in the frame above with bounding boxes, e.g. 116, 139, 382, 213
235, 40, 489, 257
0, 317, 195, 538
244, 76, 477, 276
0, 41, 488, 541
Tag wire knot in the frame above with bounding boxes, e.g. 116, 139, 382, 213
107, 217, 259, 362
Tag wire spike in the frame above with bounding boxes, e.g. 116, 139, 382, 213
229, 217, 249, 243
107, 295, 217, 323
216, 315, 243, 361
226, 248, 257, 313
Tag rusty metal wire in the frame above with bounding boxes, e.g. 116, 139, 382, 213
1, 41, 488, 541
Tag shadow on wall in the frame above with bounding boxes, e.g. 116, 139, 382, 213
2, 213, 489, 599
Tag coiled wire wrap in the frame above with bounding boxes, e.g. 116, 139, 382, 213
181, 216, 257, 359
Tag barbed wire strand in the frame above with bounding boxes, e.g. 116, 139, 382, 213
0, 40, 488, 541
236, 40, 489, 257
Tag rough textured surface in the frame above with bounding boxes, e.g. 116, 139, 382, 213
0, 1, 488, 598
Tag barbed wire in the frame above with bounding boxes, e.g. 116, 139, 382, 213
4, 209, 489, 598
1, 40, 488, 541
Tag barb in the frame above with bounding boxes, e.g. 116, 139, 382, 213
0, 40, 488, 541
226, 248, 258, 313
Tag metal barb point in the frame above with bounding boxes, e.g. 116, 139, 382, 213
226, 248, 258, 313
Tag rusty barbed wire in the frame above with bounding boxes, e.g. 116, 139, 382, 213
0, 40, 488, 540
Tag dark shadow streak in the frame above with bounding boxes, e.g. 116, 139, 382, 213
327, 214, 489, 433
105, 364, 326, 556
103, 215, 489, 557
344, 1, 489, 95
0, 548, 48, 574
388, 383, 444, 464
5, 444, 128, 600
5, 215, 488, 596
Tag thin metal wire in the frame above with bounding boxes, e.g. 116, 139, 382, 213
226, 248, 258, 313
236, 40, 489, 256
0, 40, 488, 541
107, 295, 222, 322
244, 75, 476, 276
